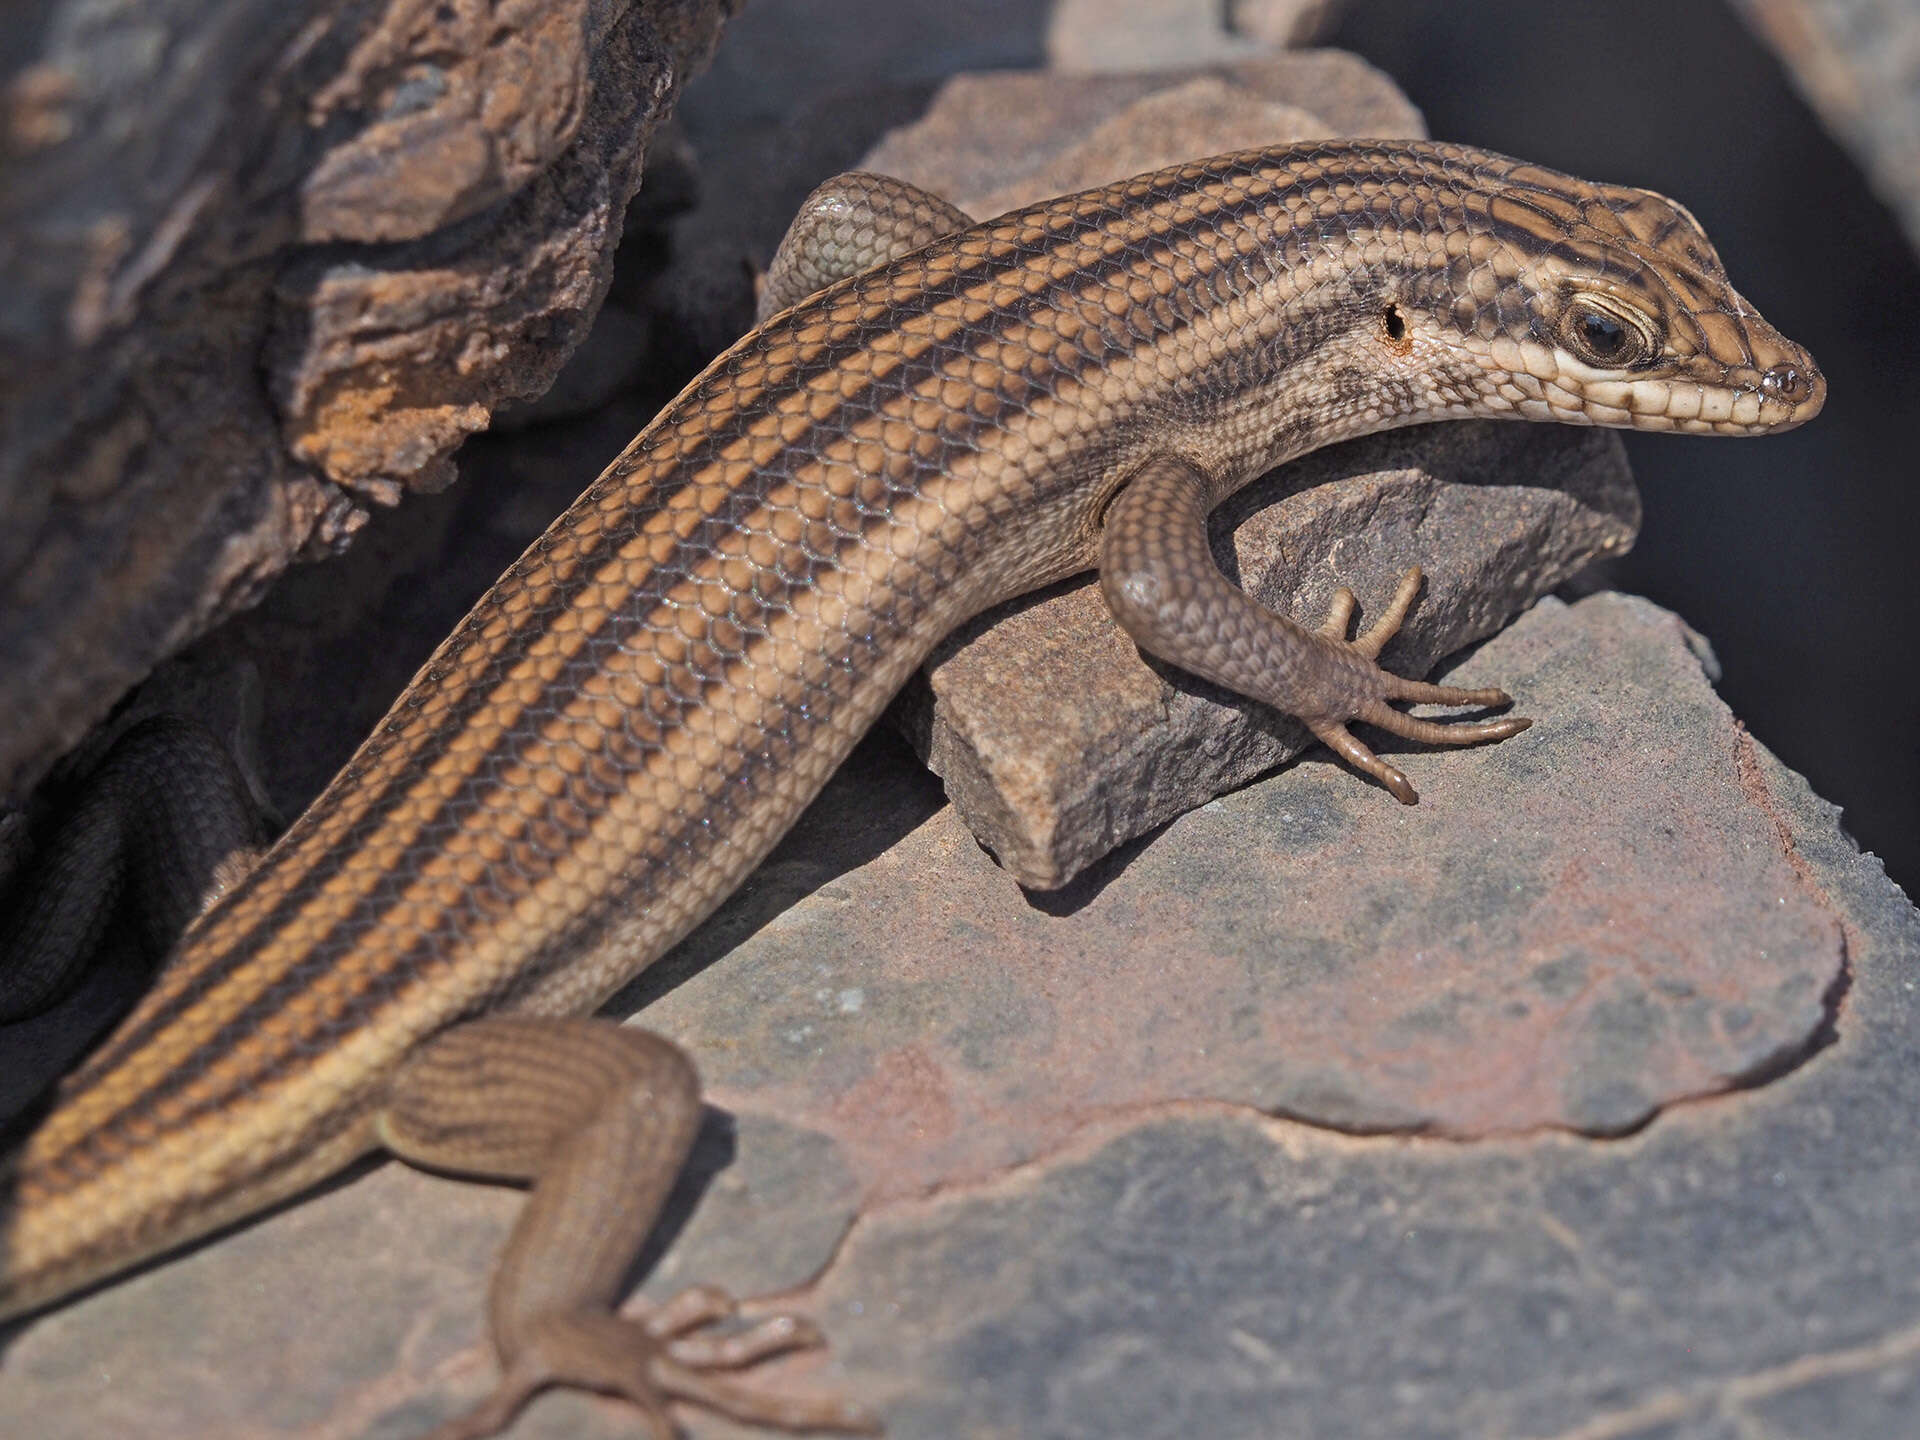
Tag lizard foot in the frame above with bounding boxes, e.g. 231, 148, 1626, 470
1098, 458, 1528, 805
1309, 566, 1531, 804
423, 1284, 880, 1440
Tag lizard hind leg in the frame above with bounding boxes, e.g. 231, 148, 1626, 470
380, 1017, 877, 1439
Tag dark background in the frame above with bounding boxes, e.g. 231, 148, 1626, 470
1328, 0, 1920, 896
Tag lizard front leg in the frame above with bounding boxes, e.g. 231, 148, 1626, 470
1098, 453, 1530, 804
758, 171, 975, 323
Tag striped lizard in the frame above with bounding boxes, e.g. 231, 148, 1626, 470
0, 140, 1822, 1436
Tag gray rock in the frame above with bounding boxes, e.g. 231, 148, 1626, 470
1045, 0, 1272, 72
784, 740, 1913, 1440
0, 0, 739, 811
859, 51, 1424, 217
0, 591, 1893, 1438
1042, 2, 1345, 74
639, 594, 1846, 1165
904, 423, 1639, 890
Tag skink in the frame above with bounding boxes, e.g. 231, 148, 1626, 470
0, 139, 1823, 1436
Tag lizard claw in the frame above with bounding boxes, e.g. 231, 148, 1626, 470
1308, 566, 1530, 804
422, 1288, 878, 1440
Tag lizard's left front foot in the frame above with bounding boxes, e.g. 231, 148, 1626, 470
426, 1284, 879, 1440
1306, 565, 1531, 804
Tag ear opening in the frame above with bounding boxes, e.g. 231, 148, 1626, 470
1380, 303, 1412, 355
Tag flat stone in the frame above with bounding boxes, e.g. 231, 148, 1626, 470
0, 591, 1881, 1437
778, 751, 1913, 1440
650, 601, 1899, 1440
642, 594, 1844, 1174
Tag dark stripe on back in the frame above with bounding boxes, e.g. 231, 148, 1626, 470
62, 138, 1612, 1140
71, 148, 1328, 1077
86, 219, 1455, 1138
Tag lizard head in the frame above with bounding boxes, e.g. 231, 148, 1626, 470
1384, 149, 1825, 436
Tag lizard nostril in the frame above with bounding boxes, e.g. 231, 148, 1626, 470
1760, 364, 1812, 404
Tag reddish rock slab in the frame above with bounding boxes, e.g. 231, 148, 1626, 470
0, 591, 1853, 1440
639, 592, 1844, 1220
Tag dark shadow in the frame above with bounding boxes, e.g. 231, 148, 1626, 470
607, 727, 948, 1016
0, 937, 153, 1131
626, 1105, 738, 1287
1019, 816, 1173, 917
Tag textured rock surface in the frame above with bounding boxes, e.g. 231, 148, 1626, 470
644, 595, 1846, 1163
0, 0, 737, 810
0, 594, 1897, 1439
1045, 0, 1342, 73
853, 50, 1423, 217
1735, 0, 1920, 257
0, 6, 1889, 1439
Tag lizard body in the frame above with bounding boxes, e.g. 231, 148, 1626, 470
0, 140, 1822, 1435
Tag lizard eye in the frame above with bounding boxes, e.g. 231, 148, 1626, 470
1559, 291, 1660, 369
1578, 310, 1627, 359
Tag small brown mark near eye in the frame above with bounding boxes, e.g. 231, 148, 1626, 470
1380, 302, 1412, 355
